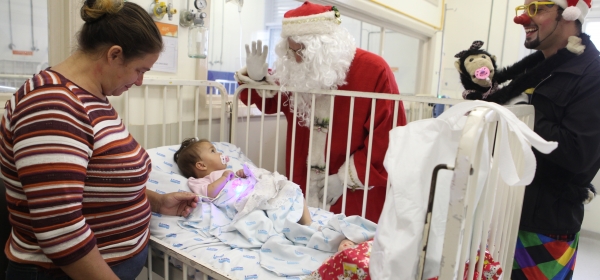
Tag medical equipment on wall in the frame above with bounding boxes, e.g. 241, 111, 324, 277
149, 0, 177, 21
180, 0, 209, 58
180, 0, 206, 28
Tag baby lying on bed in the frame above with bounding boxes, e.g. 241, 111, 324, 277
158, 138, 377, 278
173, 137, 312, 225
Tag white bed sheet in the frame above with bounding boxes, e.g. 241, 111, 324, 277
150, 207, 342, 279
146, 142, 376, 279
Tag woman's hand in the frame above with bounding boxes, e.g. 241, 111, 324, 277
146, 190, 199, 217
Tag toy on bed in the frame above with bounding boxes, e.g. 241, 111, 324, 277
427, 249, 502, 280
454, 40, 545, 105
307, 239, 373, 280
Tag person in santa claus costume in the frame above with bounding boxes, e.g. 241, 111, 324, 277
234, 1, 406, 223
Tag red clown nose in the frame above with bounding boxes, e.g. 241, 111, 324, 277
514, 13, 531, 25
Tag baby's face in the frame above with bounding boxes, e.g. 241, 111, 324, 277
338, 239, 356, 252
198, 142, 228, 173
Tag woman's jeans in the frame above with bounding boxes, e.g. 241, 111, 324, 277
5, 244, 148, 280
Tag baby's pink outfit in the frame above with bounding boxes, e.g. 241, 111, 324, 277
188, 170, 228, 196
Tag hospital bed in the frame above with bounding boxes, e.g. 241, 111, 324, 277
122, 79, 536, 280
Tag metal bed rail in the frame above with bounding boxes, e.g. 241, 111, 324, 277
436, 105, 534, 280
124, 79, 229, 149
231, 84, 467, 213
139, 81, 534, 279
146, 237, 232, 280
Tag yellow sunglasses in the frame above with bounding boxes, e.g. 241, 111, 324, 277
515, 1, 556, 17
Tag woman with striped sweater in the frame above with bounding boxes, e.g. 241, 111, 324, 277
0, 1, 198, 279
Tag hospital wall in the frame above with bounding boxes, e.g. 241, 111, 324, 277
0, 0, 49, 86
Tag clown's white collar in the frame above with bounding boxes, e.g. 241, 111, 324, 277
567, 35, 586, 55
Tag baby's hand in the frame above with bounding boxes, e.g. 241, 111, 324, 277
223, 170, 235, 181
236, 169, 246, 178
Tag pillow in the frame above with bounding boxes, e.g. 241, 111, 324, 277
145, 142, 255, 194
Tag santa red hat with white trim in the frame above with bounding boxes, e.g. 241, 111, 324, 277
554, 0, 592, 23
281, 1, 342, 38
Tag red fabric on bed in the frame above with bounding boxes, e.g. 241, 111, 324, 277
309, 240, 373, 280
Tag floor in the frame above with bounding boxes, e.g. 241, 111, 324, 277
573, 232, 600, 280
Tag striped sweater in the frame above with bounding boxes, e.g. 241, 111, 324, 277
0, 70, 151, 268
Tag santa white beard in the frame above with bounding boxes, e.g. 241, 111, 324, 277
272, 29, 356, 126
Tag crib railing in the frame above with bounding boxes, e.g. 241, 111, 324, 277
146, 237, 231, 280
231, 84, 466, 214
231, 84, 534, 280
122, 79, 229, 149
134, 80, 535, 280
404, 100, 435, 122
0, 74, 30, 94
124, 79, 234, 280
434, 105, 534, 280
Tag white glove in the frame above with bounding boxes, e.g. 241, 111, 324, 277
245, 40, 269, 81
318, 174, 344, 205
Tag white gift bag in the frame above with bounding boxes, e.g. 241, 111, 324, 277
370, 101, 557, 280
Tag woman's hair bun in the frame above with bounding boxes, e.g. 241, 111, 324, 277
81, 0, 125, 23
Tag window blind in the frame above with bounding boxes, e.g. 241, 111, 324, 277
264, 0, 302, 27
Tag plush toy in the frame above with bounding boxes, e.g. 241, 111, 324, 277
454, 40, 546, 105
455, 38, 598, 204
454, 41, 499, 101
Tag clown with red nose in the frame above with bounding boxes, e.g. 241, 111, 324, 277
514, 0, 591, 26
506, 0, 600, 280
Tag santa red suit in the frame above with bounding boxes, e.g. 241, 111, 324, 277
235, 1, 406, 223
